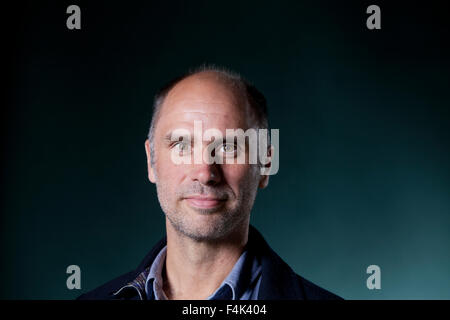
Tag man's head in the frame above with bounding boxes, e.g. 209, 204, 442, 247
144, 66, 271, 242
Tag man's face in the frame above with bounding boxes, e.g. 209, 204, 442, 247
145, 72, 269, 241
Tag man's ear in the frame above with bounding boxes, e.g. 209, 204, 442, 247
258, 174, 269, 189
145, 139, 156, 183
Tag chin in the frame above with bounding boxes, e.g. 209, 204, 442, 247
168, 203, 245, 241
177, 219, 232, 242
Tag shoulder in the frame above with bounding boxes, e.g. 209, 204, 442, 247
248, 225, 343, 300
77, 235, 167, 300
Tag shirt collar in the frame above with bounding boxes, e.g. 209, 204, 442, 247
207, 249, 249, 300
145, 245, 168, 300
144, 244, 261, 300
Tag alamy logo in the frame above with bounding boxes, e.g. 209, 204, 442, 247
66, 5, 81, 30
66, 265, 81, 290
366, 265, 381, 290
167, 121, 279, 175
366, 5, 381, 30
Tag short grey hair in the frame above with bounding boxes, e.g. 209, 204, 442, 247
147, 65, 270, 167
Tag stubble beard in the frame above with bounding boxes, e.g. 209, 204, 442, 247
154, 175, 258, 242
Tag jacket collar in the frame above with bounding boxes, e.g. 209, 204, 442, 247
111, 224, 305, 300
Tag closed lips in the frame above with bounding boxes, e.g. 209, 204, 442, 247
184, 196, 226, 208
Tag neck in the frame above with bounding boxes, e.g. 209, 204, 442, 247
162, 221, 249, 300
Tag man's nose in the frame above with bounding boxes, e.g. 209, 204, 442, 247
189, 163, 222, 186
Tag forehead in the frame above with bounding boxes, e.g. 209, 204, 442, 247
156, 73, 255, 132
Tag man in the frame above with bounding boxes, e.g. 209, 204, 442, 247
78, 66, 341, 300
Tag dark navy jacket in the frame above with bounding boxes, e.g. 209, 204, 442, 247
77, 225, 342, 300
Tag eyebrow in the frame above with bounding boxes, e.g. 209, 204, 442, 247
163, 132, 251, 144
163, 132, 192, 144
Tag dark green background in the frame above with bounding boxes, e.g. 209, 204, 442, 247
4, 0, 450, 299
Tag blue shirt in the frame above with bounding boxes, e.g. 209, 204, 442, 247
144, 245, 262, 300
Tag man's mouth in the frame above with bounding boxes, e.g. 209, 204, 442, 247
184, 195, 226, 209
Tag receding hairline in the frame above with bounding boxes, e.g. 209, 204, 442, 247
150, 69, 258, 135
147, 67, 270, 167
160, 71, 251, 117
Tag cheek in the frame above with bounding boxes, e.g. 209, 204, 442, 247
155, 152, 185, 186
222, 164, 259, 194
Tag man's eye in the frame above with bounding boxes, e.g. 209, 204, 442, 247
173, 141, 191, 153
219, 143, 237, 154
